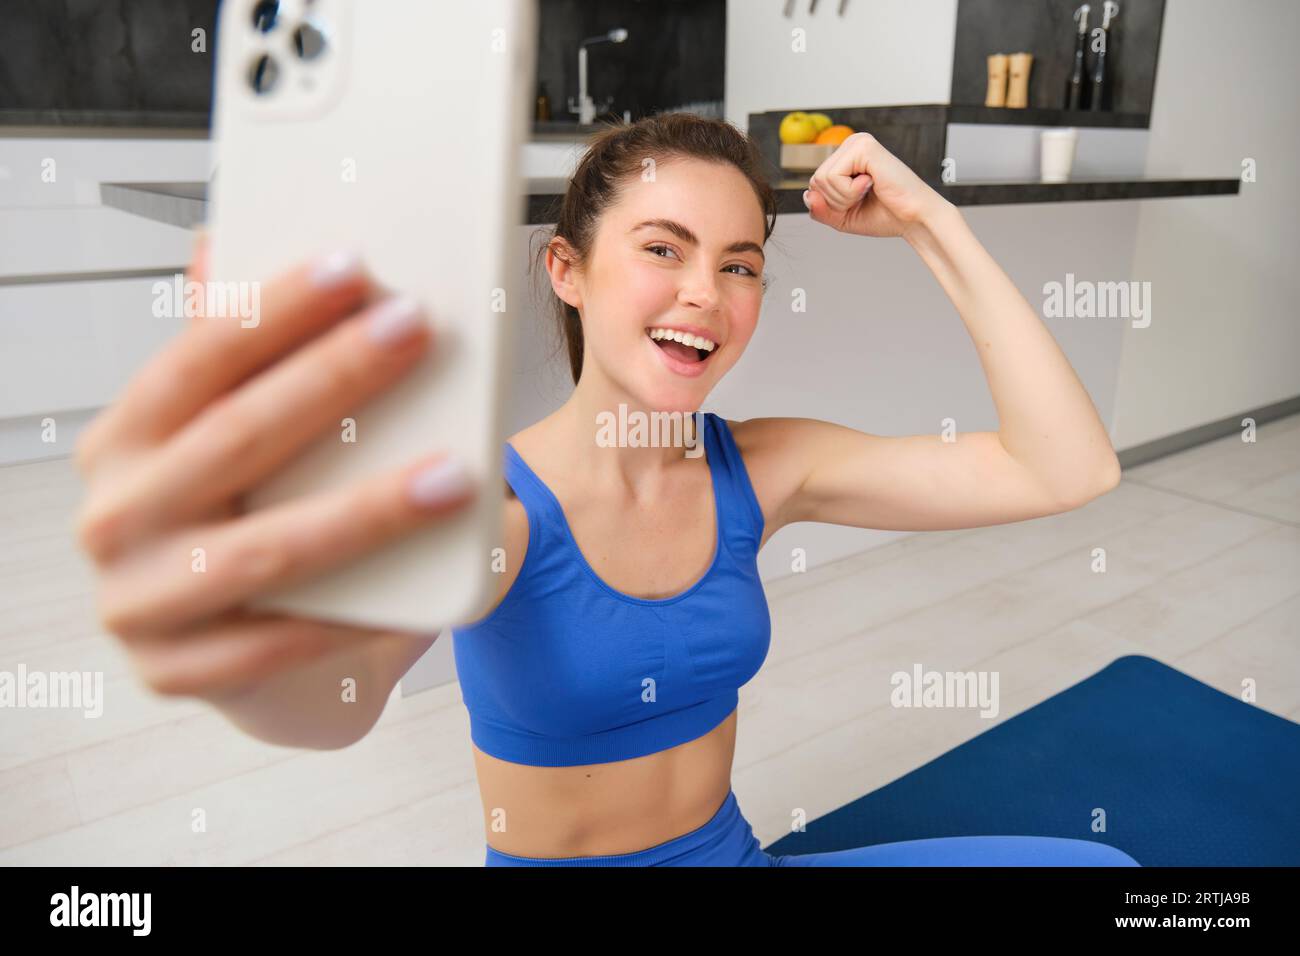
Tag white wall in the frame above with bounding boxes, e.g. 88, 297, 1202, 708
725, 0, 958, 130
1113, 0, 1300, 447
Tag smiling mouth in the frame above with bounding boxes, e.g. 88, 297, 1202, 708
645, 328, 720, 364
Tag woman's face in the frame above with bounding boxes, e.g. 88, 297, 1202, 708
551, 158, 768, 413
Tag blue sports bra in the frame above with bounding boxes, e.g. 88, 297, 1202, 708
450, 412, 771, 767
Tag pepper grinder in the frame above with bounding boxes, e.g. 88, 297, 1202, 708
1006, 52, 1034, 108
985, 53, 1009, 107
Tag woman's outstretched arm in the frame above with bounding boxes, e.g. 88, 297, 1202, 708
744, 133, 1120, 535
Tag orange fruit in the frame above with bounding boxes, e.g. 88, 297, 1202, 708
814, 125, 855, 146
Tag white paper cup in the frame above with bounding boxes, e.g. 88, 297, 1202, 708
1040, 128, 1079, 183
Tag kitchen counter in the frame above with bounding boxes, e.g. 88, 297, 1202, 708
99, 182, 207, 230
772, 176, 1241, 214
102, 175, 1242, 232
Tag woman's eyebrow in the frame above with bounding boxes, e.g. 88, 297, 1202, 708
629, 218, 765, 262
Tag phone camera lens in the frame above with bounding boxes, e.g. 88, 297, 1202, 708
248, 53, 281, 95
251, 0, 280, 33
292, 19, 328, 61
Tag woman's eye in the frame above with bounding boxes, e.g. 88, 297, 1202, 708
647, 244, 757, 278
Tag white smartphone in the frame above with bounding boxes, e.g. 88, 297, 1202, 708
206, 0, 536, 633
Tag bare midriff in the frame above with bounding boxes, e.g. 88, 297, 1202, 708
472, 707, 738, 858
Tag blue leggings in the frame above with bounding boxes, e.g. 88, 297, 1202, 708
484, 789, 1141, 867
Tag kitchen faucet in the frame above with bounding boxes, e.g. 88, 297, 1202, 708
568, 28, 627, 125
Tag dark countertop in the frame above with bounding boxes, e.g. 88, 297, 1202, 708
101, 175, 1242, 231
532, 176, 1241, 223
932, 177, 1241, 207
1, 115, 622, 141
768, 176, 1241, 216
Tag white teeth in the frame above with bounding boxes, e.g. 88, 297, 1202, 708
648, 327, 717, 351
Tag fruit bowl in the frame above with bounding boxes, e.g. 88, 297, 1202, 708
780, 143, 837, 171
778, 111, 853, 170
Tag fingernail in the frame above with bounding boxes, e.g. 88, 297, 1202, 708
367, 295, 427, 347
311, 249, 364, 288
802, 189, 812, 208
408, 457, 473, 507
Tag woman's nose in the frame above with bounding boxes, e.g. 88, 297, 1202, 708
678, 269, 720, 310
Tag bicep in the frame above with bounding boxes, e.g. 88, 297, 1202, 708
773, 418, 1079, 533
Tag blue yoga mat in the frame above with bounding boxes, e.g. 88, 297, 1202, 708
763, 655, 1300, 866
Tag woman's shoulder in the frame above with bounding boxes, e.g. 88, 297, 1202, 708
718, 415, 802, 464
504, 416, 562, 473
716, 417, 813, 539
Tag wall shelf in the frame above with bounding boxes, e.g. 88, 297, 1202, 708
950, 0, 1167, 123
946, 105, 1150, 129
748, 102, 1175, 188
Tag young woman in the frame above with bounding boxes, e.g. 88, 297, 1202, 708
74, 113, 1138, 867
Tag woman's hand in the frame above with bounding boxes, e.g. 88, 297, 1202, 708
73, 232, 477, 706
802, 131, 954, 240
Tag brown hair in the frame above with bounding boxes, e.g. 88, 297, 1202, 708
529, 112, 779, 386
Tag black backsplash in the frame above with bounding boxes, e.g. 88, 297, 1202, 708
0, 0, 219, 125
0, 0, 725, 129
950, 0, 1166, 115
535, 0, 725, 122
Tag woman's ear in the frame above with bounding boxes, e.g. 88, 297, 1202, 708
545, 237, 582, 310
